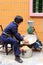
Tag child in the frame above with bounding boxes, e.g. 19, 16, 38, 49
27, 26, 42, 51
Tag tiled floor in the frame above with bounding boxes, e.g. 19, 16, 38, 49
0, 47, 43, 65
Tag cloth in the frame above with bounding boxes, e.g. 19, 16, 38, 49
1, 21, 23, 56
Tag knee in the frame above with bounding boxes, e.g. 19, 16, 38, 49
13, 40, 19, 46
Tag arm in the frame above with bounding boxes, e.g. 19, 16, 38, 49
12, 26, 23, 41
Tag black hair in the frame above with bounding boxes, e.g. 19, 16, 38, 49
14, 16, 23, 24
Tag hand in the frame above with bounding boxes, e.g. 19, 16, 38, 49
24, 40, 29, 43
23, 39, 29, 45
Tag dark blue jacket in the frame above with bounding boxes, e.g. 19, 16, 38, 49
2, 21, 23, 41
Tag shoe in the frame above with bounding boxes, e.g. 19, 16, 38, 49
15, 56, 23, 63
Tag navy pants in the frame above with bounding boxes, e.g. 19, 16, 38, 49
2, 36, 21, 56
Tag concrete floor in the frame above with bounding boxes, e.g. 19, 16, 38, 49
0, 47, 43, 65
